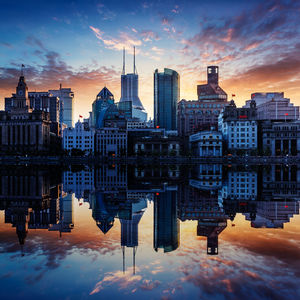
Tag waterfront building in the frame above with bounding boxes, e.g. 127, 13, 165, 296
0, 74, 51, 153
129, 128, 180, 156
244, 92, 299, 120
189, 131, 222, 157
120, 48, 147, 122
63, 120, 95, 154
95, 127, 127, 157
154, 68, 179, 130
49, 85, 74, 128
177, 66, 228, 136
218, 99, 257, 152
261, 120, 300, 156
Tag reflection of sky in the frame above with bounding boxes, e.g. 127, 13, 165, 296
0, 200, 300, 299
1, 0, 300, 119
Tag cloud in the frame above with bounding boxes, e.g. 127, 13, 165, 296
0, 42, 13, 48
96, 3, 116, 21
89, 26, 142, 51
171, 5, 179, 14
140, 30, 160, 42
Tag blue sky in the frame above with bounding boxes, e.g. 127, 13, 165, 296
1, 0, 300, 118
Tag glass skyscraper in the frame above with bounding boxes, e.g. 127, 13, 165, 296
154, 68, 179, 130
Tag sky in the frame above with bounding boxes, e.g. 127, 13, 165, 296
0, 0, 300, 119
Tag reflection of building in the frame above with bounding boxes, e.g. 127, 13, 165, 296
63, 169, 94, 199
154, 68, 179, 130
190, 131, 222, 157
177, 66, 228, 136
0, 168, 62, 247
245, 200, 300, 228
244, 92, 299, 121
218, 99, 257, 151
154, 190, 180, 252
0, 74, 51, 152
120, 199, 147, 273
222, 171, 257, 200
49, 85, 74, 128
261, 120, 300, 156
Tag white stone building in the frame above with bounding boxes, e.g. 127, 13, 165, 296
63, 120, 95, 153
189, 131, 222, 156
218, 100, 257, 151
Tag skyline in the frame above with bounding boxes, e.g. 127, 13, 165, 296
1, 0, 300, 119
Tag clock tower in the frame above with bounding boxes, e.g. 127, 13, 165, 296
13, 74, 31, 112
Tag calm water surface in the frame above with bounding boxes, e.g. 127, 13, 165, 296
0, 164, 299, 300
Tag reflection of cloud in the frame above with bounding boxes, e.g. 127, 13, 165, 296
90, 270, 142, 295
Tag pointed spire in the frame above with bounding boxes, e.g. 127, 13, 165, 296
21, 64, 25, 76
133, 46, 137, 74
122, 47, 125, 75
133, 246, 136, 275
122, 246, 125, 274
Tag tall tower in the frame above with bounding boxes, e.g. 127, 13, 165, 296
120, 47, 146, 121
154, 68, 179, 130
207, 66, 219, 85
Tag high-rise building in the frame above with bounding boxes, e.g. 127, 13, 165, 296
154, 68, 179, 130
92, 87, 115, 128
49, 85, 74, 128
177, 66, 228, 136
120, 48, 147, 121
244, 92, 299, 120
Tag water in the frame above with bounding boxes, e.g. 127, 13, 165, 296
0, 164, 299, 300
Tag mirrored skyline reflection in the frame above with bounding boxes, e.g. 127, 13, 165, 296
0, 165, 299, 299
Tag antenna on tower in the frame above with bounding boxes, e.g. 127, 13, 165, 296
122, 47, 125, 75
133, 46, 137, 74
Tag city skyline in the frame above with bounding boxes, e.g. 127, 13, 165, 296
1, 0, 300, 119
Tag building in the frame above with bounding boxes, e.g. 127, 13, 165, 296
120, 48, 147, 122
218, 99, 257, 152
177, 66, 228, 136
128, 128, 180, 156
95, 127, 127, 157
189, 131, 222, 157
154, 68, 179, 130
49, 85, 74, 128
63, 120, 95, 153
0, 73, 51, 153
92, 87, 115, 128
261, 120, 300, 156
244, 92, 299, 121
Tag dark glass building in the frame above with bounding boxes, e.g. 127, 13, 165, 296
154, 68, 179, 130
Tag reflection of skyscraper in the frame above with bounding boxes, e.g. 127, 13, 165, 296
154, 68, 179, 130
154, 190, 179, 252
197, 218, 227, 255
120, 199, 147, 273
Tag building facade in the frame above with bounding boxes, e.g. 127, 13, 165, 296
218, 99, 257, 151
244, 92, 299, 121
0, 75, 51, 153
95, 127, 127, 156
189, 131, 222, 157
261, 120, 300, 156
154, 68, 179, 130
49, 85, 74, 128
177, 66, 228, 136
63, 120, 95, 153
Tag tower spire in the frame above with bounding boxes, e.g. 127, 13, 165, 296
133, 46, 137, 74
21, 64, 25, 76
122, 47, 125, 75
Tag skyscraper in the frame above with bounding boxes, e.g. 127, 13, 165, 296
154, 68, 179, 130
49, 84, 74, 128
120, 47, 147, 121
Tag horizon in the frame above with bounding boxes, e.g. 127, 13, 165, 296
1, 0, 300, 119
